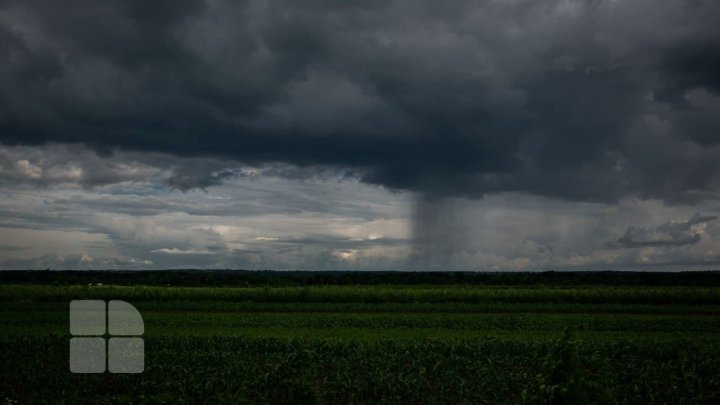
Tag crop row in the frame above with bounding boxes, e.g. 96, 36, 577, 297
3, 335, 720, 404
12, 300, 720, 315
4, 309, 720, 334
4, 285, 720, 304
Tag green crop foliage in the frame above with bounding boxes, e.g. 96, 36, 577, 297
2, 284, 720, 403
4, 284, 720, 304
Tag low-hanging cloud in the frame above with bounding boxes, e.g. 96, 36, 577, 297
615, 214, 718, 248
166, 167, 239, 192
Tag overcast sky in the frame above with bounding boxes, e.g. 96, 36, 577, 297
1, 0, 719, 270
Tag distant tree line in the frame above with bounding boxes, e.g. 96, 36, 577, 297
2, 269, 720, 286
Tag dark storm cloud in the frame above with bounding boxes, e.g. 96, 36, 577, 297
1, 0, 720, 202
659, 40, 720, 106
166, 167, 238, 192
615, 214, 717, 248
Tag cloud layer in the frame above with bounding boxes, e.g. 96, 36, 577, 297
1, 1, 720, 270
1, 0, 719, 202
615, 214, 717, 248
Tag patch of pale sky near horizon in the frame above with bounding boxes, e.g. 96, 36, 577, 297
1, 153, 720, 270
0, 161, 412, 269
0, 145, 718, 270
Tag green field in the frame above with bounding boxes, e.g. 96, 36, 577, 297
3, 283, 720, 403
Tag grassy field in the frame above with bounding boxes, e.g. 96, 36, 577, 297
3, 283, 720, 403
